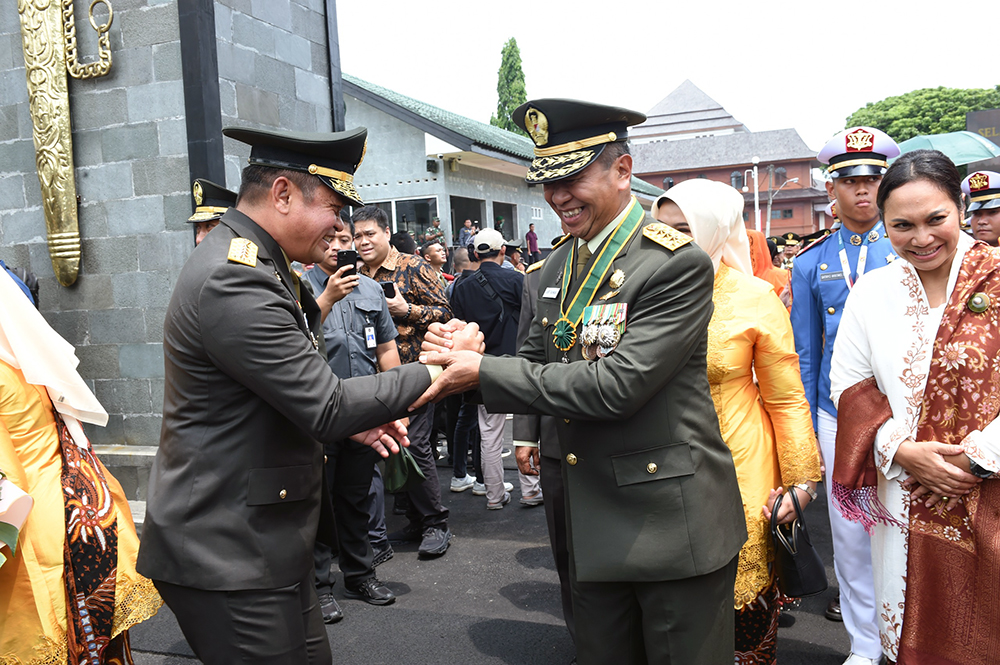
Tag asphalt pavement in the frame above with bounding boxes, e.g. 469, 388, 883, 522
130, 433, 854, 664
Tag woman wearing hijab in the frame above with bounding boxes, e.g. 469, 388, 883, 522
0, 270, 160, 663
830, 150, 1000, 664
653, 179, 821, 663
747, 229, 791, 308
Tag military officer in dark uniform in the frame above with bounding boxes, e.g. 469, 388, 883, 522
790, 126, 900, 665
138, 127, 469, 665
186, 178, 237, 246
419, 100, 746, 664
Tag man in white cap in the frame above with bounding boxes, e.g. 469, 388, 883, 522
790, 126, 900, 665
964, 170, 1000, 246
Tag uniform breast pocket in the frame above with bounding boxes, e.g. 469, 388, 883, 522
611, 441, 695, 487
246, 465, 313, 505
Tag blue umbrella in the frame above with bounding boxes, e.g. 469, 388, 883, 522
897, 131, 1000, 166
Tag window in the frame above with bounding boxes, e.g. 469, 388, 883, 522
393, 197, 438, 237
730, 171, 744, 190
770, 209, 781, 220
782, 209, 794, 219
742, 212, 749, 222
774, 167, 787, 186
531, 206, 544, 220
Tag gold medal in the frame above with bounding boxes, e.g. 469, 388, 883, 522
868, 230, 880, 243
850, 234, 862, 246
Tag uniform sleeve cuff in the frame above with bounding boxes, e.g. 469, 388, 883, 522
425, 364, 444, 383
514, 440, 538, 448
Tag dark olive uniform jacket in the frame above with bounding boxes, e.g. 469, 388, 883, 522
480, 216, 747, 583
137, 209, 432, 591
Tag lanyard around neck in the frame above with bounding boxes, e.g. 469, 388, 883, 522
836, 221, 883, 290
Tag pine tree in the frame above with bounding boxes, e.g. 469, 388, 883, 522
490, 38, 527, 135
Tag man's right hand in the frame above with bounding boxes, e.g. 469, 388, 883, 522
410, 350, 483, 410
423, 319, 486, 354
516, 446, 540, 476
323, 265, 360, 303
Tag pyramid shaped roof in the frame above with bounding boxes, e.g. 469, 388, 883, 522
632, 80, 748, 139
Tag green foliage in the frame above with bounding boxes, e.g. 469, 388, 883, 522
490, 38, 527, 136
846, 86, 1000, 142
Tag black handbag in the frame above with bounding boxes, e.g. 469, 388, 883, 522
769, 488, 828, 598
382, 445, 426, 494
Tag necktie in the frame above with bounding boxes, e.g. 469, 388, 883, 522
575, 243, 592, 281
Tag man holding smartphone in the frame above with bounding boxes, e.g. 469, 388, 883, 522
303, 211, 402, 620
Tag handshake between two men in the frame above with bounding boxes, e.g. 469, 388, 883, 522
356, 319, 487, 457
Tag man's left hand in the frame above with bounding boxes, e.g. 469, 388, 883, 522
410, 350, 483, 410
350, 420, 410, 457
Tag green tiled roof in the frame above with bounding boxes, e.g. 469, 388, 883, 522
343, 73, 664, 199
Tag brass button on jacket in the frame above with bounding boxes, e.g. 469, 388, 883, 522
566, 453, 578, 466
827, 307, 836, 315
646, 462, 658, 474
820, 263, 828, 270
279, 489, 287, 499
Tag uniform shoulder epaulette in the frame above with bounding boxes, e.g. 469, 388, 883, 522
525, 259, 545, 274
643, 222, 692, 251
796, 232, 831, 258
227, 238, 258, 267
551, 234, 572, 250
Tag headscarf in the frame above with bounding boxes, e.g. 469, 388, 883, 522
0, 271, 107, 447
746, 229, 790, 298
652, 179, 753, 275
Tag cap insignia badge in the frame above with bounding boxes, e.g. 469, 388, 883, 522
969, 172, 989, 192
227, 238, 258, 267
850, 234, 862, 246
525, 108, 549, 147
193, 181, 204, 206
357, 137, 368, 170
845, 128, 874, 153
868, 230, 880, 243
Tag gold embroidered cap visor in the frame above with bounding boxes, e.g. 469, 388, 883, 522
187, 178, 237, 223
222, 125, 368, 206
513, 99, 646, 184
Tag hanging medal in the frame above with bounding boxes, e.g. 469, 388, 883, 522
580, 302, 627, 360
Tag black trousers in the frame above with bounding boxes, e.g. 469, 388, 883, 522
571, 556, 738, 665
541, 454, 574, 642
314, 438, 378, 592
402, 404, 449, 530
155, 577, 331, 665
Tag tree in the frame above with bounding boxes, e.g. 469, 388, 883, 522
846, 86, 1000, 141
490, 38, 527, 135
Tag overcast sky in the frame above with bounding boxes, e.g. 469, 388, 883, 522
338, 0, 996, 151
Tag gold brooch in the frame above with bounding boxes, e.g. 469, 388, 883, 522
868, 230, 880, 243
850, 234, 862, 246
968, 292, 990, 313
609, 269, 625, 290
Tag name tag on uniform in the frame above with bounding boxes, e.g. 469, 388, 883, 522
542, 287, 560, 299
820, 271, 844, 282
365, 326, 377, 349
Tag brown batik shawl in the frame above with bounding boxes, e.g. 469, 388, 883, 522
835, 242, 1000, 664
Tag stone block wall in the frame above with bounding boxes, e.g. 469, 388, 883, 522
0, 1, 192, 449
215, 0, 333, 188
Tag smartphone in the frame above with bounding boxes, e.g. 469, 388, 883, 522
379, 281, 396, 299
336, 250, 358, 277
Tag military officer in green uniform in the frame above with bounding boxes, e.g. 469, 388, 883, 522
186, 178, 237, 246
418, 100, 746, 664
138, 127, 471, 665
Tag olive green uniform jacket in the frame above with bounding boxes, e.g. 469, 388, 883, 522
137, 210, 432, 591
481, 217, 747, 582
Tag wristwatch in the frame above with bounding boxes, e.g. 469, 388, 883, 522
794, 483, 818, 501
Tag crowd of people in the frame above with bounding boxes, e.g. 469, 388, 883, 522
2, 95, 1000, 665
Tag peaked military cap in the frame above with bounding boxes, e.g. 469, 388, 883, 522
769, 235, 786, 247
818, 126, 900, 178
963, 171, 1000, 212
800, 228, 832, 245
188, 179, 237, 223
513, 99, 646, 184
782, 232, 801, 246
222, 126, 367, 206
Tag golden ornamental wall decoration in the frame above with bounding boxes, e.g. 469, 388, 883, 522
18, 0, 114, 287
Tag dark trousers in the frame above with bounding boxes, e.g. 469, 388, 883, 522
541, 454, 574, 642
571, 556, 738, 665
368, 464, 387, 548
155, 577, 331, 665
314, 439, 378, 592
453, 401, 482, 482
403, 404, 449, 529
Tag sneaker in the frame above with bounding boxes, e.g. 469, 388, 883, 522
344, 576, 396, 606
417, 526, 452, 557
473, 481, 513, 496
450, 474, 476, 492
519, 490, 544, 507
371, 543, 394, 568
386, 522, 422, 543
317, 592, 344, 624
487, 491, 511, 510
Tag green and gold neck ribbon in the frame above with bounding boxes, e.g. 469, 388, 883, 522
553, 197, 644, 351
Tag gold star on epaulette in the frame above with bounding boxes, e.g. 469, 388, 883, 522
642, 223, 692, 251
227, 238, 258, 267
526, 259, 546, 274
